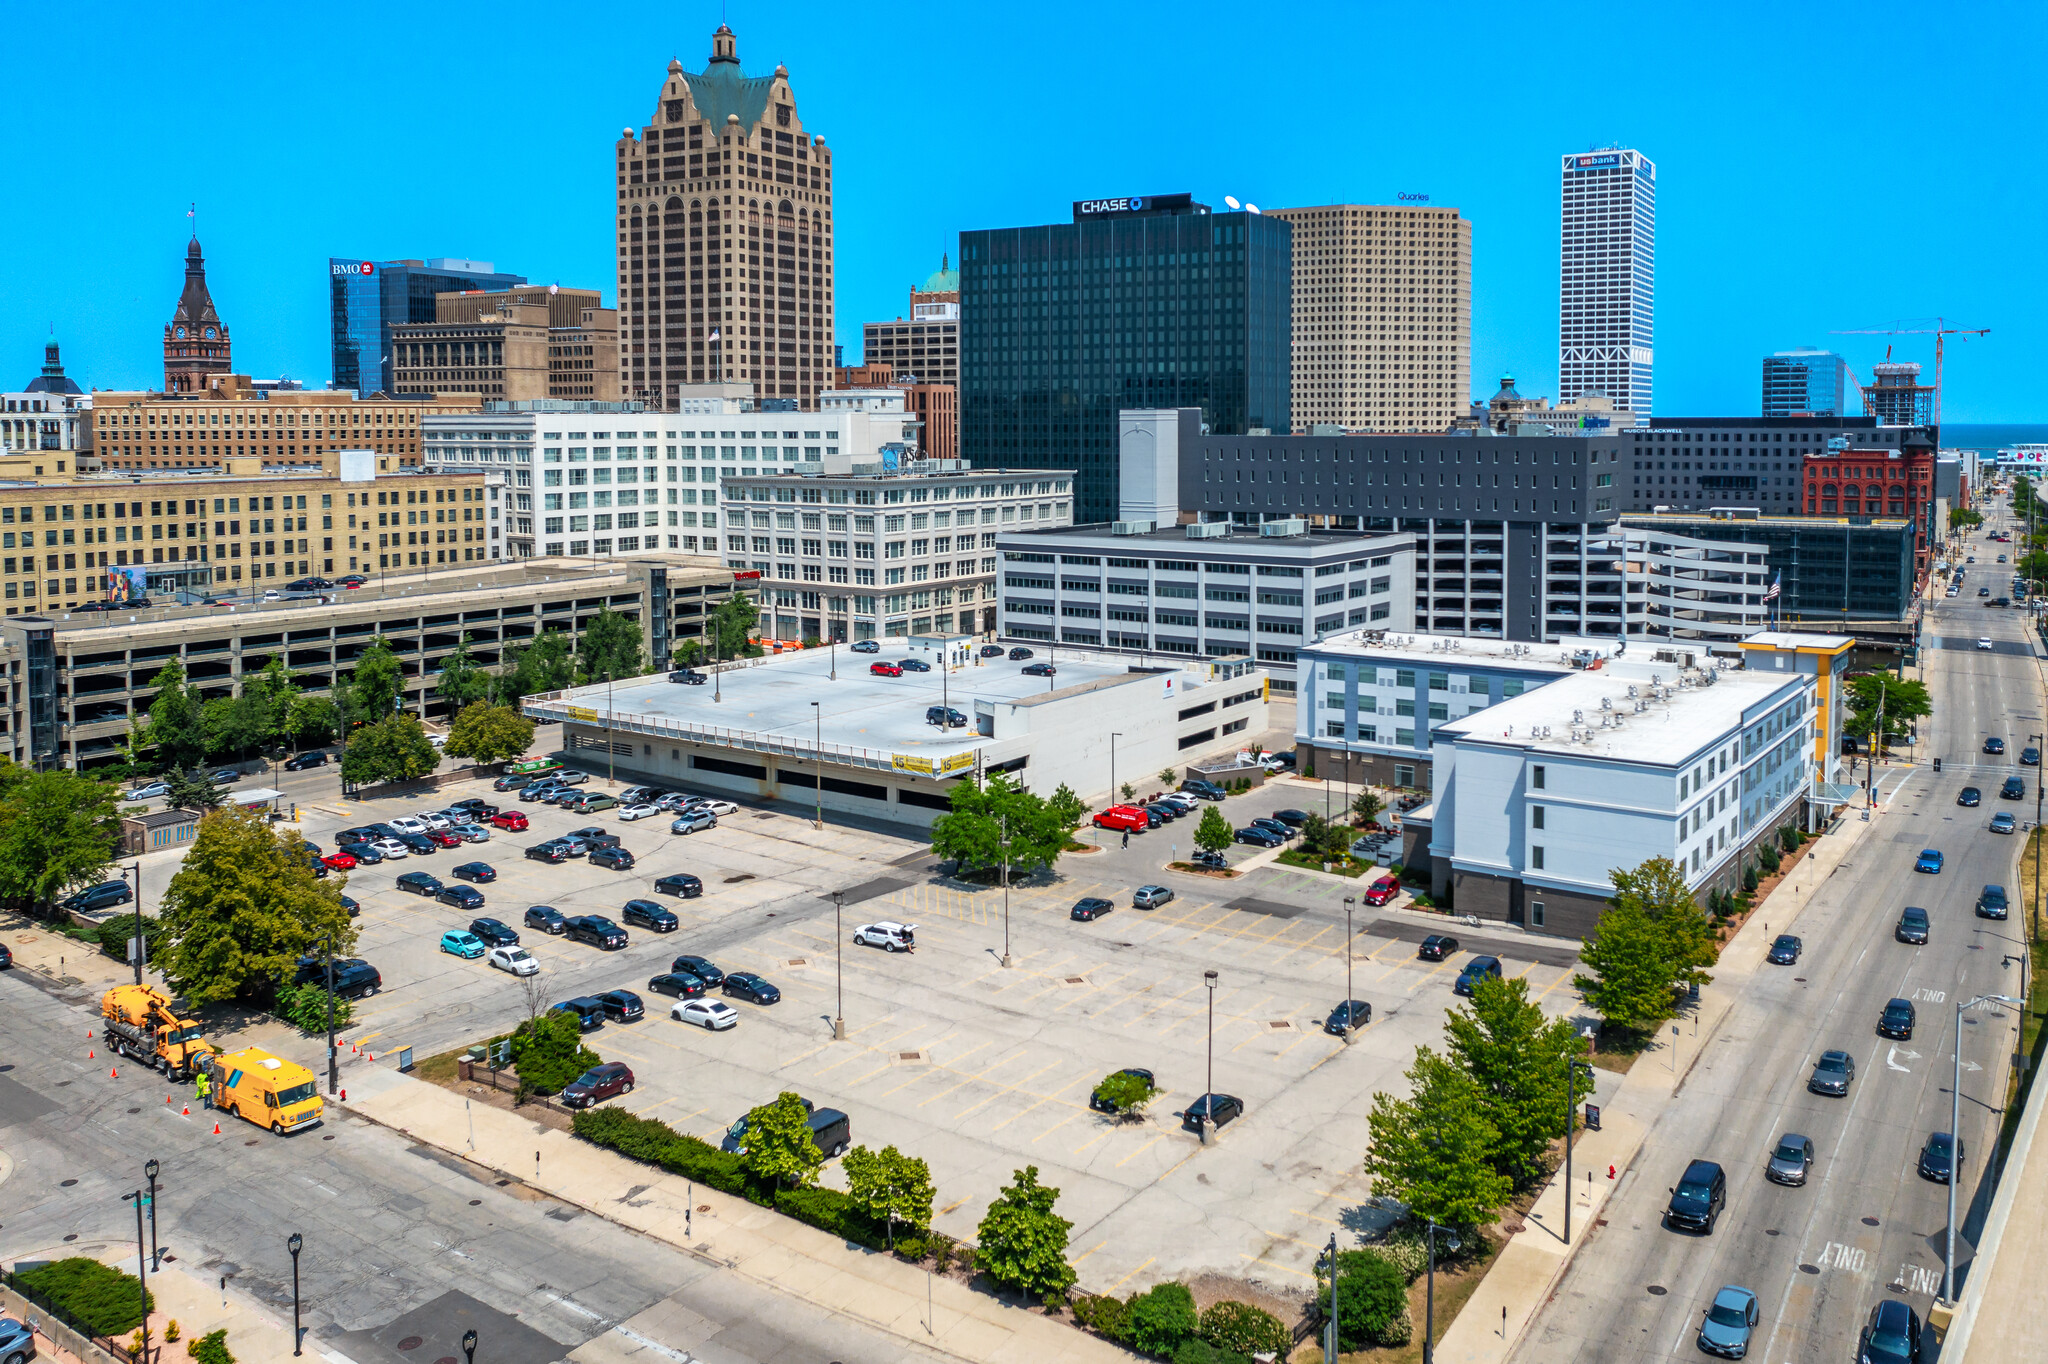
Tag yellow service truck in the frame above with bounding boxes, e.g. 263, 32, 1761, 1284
208, 1046, 324, 1135
100, 984, 208, 1081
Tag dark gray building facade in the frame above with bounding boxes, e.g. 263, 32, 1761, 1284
1623, 415, 1937, 514
1619, 511, 1917, 622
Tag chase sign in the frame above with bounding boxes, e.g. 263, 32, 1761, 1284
1073, 192, 1194, 220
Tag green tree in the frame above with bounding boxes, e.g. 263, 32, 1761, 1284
929, 772, 1066, 874
144, 658, 206, 771
505, 1010, 599, 1094
496, 629, 575, 705
1352, 789, 1383, 826
0, 767, 122, 918
1949, 507, 1983, 530
435, 634, 494, 708
740, 1091, 824, 1188
1157, 766, 1179, 789
1845, 674, 1931, 752
443, 703, 536, 767
1444, 975, 1581, 1187
975, 1165, 1075, 1300
285, 694, 340, 750
708, 591, 758, 659
1316, 1250, 1412, 1350
245, 658, 302, 751
1194, 805, 1235, 854
1360, 1047, 1511, 1230
342, 638, 404, 724
155, 807, 356, 1003
673, 637, 707, 667
201, 695, 267, 761
1090, 1069, 1156, 1122
1045, 783, 1088, 836
1574, 857, 1715, 1032
1125, 1282, 1198, 1355
276, 979, 355, 1034
164, 765, 226, 811
577, 607, 646, 682
842, 1144, 935, 1246
340, 715, 439, 787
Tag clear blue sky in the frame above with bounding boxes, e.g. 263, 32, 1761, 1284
11, 0, 2042, 421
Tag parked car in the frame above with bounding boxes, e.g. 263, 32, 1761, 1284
2026, 747, 2042, 766
320, 852, 357, 871
674, 999, 739, 1030
396, 871, 443, 897
1695, 1285, 1759, 1360
1089, 1067, 1156, 1114
488, 810, 530, 832
1362, 875, 1401, 906
452, 823, 492, 843
622, 899, 678, 932
1133, 885, 1176, 910
397, 833, 437, 856
1858, 1300, 1922, 1364
565, 915, 628, 949
368, 837, 409, 859
125, 780, 171, 800
284, 751, 329, 771
926, 705, 967, 729
525, 842, 571, 864
1418, 934, 1459, 961
1878, 997, 1917, 1039
1070, 897, 1114, 922
1008, 647, 1034, 660
852, 921, 916, 952
524, 905, 567, 934
1918, 1131, 1963, 1184
549, 771, 591, 789
493, 773, 533, 792
1249, 817, 1293, 840
1766, 934, 1802, 965
1180, 779, 1226, 801
61, 881, 133, 913
1092, 804, 1149, 832
646, 971, 708, 999
1808, 1049, 1856, 1096
590, 845, 637, 872
849, 639, 881, 653
897, 658, 930, 673
596, 989, 645, 1022
1324, 1000, 1372, 1036
979, 644, 1007, 658
468, 918, 519, 947
339, 895, 359, 918
618, 803, 661, 822
869, 660, 904, 677
1896, 906, 1931, 944
452, 861, 496, 883
670, 954, 725, 986
436, 884, 486, 911
560, 1061, 634, 1107
1021, 662, 1057, 677
1270, 808, 1309, 828
1764, 1132, 1814, 1186
723, 972, 781, 1004
1178, 1093, 1244, 1132
439, 930, 486, 960
671, 810, 717, 835
1454, 955, 1503, 995
1664, 1158, 1726, 1232
564, 793, 619, 814
1235, 825, 1283, 848
668, 669, 707, 685
654, 873, 704, 898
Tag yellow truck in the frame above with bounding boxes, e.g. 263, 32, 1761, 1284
208, 1046, 324, 1135
99, 984, 208, 1081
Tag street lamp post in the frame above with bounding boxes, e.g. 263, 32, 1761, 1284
126, 861, 145, 986
1000, 814, 1012, 969
1564, 1027, 1594, 1245
811, 702, 824, 830
144, 1159, 161, 1271
287, 1232, 304, 1356
462, 1330, 477, 1364
1110, 733, 1122, 805
1943, 992, 2024, 1305
1423, 1220, 1461, 1364
1202, 969, 1218, 1144
832, 890, 847, 1040
1322, 1232, 1340, 1363
605, 671, 616, 788
317, 933, 338, 1095
2033, 733, 2044, 950
122, 1190, 150, 1364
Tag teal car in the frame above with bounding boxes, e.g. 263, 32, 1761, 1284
439, 930, 486, 959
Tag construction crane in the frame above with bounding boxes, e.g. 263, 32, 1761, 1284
1831, 318, 1990, 424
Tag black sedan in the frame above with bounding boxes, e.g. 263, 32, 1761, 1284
1984, 737, 2006, 755
397, 833, 438, 856
452, 861, 497, 883
723, 972, 781, 1005
622, 899, 678, 932
1324, 1000, 1372, 1036
437, 884, 486, 911
897, 658, 931, 672
1070, 897, 1114, 922
645, 971, 707, 999
1418, 934, 1459, 961
350, 843, 386, 865
523, 904, 568, 934
1021, 662, 1057, 677
469, 918, 520, 947
1179, 1093, 1244, 1131
396, 871, 443, 897
340, 895, 360, 918
654, 873, 704, 898
1878, 997, 1916, 1039
1008, 647, 1034, 660
596, 989, 645, 1022
525, 842, 571, 864
284, 751, 329, 771
1236, 825, 1284, 848
565, 915, 628, 949
671, 954, 724, 986
1766, 934, 1802, 965
1918, 1131, 1963, 1183
1957, 787, 1982, 807
1271, 809, 1310, 828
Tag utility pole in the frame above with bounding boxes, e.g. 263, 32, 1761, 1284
1943, 993, 2022, 1305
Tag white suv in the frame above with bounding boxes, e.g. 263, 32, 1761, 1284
852, 921, 917, 952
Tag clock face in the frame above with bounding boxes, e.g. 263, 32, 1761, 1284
175, 326, 186, 339
205, 327, 216, 339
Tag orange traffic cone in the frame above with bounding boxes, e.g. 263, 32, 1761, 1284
211, 1122, 222, 1135
181, 1105, 190, 1116
88, 1048, 95, 1059
110, 1067, 118, 1078
165, 1095, 172, 1105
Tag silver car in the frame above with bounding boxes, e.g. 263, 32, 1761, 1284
1765, 1132, 1814, 1185
453, 823, 492, 843
368, 837, 409, 859
487, 945, 539, 977
415, 811, 453, 831
1133, 885, 1176, 910
670, 810, 717, 835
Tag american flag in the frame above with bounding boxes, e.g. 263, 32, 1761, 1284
1764, 572, 1781, 602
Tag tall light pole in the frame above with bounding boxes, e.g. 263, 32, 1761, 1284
1564, 1027, 1594, 1244
832, 890, 847, 1040
2033, 732, 2044, 951
1202, 969, 1218, 1144
125, 861, 145, 986
1944, 993, 2023, 1304
144, 1159, 161, 1271
1423, 1220, 1460, 1364
1000, 813, 1012, 969
1110, 732, 1122, 805
462, 1330, 477, 1364
811, 702, 823, 830
1322, 1232, 1340, 1363
605, 670, 616, 788
317, 932, 338, 1095
122, 1190, 150, 1364
287, 1232, 304, 1356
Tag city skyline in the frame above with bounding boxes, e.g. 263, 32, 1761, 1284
5, 0, 2041, 421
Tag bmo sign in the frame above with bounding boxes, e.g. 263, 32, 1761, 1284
330, 260, 375, 277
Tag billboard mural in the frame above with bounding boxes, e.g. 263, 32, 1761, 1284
107, 565, 150, 604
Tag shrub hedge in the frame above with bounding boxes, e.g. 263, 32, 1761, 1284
1197, 1300, 1290, 1359
12, 1257, 154, 1337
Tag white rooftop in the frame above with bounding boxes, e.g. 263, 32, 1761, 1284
1438, 663, 1799, 767
1307, 628, 1602, 672
1739, 631, 1854, 652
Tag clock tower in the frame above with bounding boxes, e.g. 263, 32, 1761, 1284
163, 234, 231, 393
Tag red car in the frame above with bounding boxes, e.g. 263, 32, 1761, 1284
426, 829, 463, 848
491, 810, 529, 832
1092, 804, 1149, 833
869, 660, 903, 677
321, 851, 358, 871
1363, 875, 1401, 907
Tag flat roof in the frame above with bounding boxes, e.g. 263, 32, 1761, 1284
1304, 629, 1582, 671
535, 648, 1165, 761
1440, 665, 1798, 766
1006, 523, 1413, 552
1740, 631, 1855, 652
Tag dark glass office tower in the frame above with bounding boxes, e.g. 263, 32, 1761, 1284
329, 257, 526, 395
959, 196, 1291, 523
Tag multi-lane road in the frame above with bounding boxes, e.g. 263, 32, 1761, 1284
1518, 512, 2039, 1362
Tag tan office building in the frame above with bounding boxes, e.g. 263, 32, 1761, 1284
616, 24, 836, 411
1267, 203, 1471, 434
390, 287, 619, 402
91, 380, 479, 474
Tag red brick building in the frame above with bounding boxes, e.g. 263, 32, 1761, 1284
1803, 444, 1936, 576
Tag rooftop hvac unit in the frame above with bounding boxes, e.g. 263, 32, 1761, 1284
1111, 520, 1155, 536
1259, 517, 1308, 538
1185, 521, 1231, 539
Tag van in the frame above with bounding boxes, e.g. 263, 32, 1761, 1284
211, 1046, 323, 1135
807, 1107, 852, 1158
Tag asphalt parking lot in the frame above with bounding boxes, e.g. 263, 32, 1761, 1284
155, 760, 1595, 1299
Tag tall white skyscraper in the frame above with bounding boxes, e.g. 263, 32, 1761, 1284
1558, 147, 1655, 414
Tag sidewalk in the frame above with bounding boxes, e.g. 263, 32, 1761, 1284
337, 1065, 1129, 1364
1434, 806, 1883, 1364
4, 1241, 299, 1364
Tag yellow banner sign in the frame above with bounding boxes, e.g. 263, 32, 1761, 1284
564, 705, 599, 722
937, 751, 977, 775
891, 754, 934, 775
